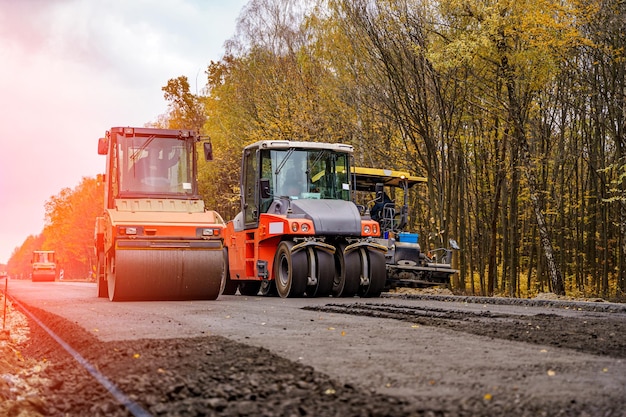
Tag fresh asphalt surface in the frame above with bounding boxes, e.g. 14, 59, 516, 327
7, 279, 626, 409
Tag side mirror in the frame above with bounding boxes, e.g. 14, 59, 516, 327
203, 142, 213, 161
375, 183, 384, 202
97, 137, 109, 155
260, 178, 271, 199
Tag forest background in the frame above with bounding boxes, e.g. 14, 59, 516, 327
4, 0, 625, 300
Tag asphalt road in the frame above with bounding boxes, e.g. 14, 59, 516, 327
6, 279, 626, 415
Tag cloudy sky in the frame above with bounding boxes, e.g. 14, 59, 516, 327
0, 0, 248, 264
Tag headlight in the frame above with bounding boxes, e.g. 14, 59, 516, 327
363, 225, 371, 234
201, 228, 219, 237
301, 223, 310, 233
291, 222, 299, 232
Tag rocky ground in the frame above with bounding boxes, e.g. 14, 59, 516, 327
2, 290, 626, 417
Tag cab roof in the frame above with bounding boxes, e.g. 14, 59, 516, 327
352, 166, 427, 191
245, 140, 354, 153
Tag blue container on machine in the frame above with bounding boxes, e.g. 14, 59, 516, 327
398, 232, 419, 243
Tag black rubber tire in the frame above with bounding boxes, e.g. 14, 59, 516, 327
238, 280, 262, 296
274, 241, 307, 298
305, 248, 335, 297
221, 248, 238, 295
358, 249, 387, 298
331, 243, 360, 298
222, 277, 238, 295
106, 252, 117, 302
260, 279, 278, 296
97, 252, 108, 298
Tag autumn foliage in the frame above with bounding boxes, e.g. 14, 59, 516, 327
7, 0, 625, 299
7, 177, 103, 280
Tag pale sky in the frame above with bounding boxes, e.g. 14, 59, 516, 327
0, 0, 248, 264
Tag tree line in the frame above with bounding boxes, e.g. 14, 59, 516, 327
6, 177, 104, 280
7, 0, 625, 300
195, 0, 624, 298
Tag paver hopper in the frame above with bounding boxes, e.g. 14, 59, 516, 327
352, 166, 458, 288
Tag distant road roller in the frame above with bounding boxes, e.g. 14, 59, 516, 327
94, 127, 225, 301
31, 250, 57, 282
223, 140, 386, 298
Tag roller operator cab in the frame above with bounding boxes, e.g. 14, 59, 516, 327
352, 166, 458, 288
223, 140, 387, 298
94, 127, 225, 301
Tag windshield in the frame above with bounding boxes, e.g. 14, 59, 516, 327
260, 148, 351, 201
33, 252, 55, 263
117, 136, 194, 195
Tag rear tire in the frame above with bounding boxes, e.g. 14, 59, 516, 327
331, 243, 360, 297
106, 252, 117, 301
305, 248, 334, 297
260, 279, 277, 296
358, 249, 386, 298
97, 252, 108, 298
274, 241, 307, 298
238, 281, 262, 296
222, 277, 238, 295
221, 248, 238, 295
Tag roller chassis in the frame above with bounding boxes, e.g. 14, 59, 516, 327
224, 140, 389, 298
31, 250, 57, 282
94, 127, 225, 301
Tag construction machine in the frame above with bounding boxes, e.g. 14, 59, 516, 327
31, 250, 57, 282
352, 167, 458, 288
94, 127, 225, 301
223, 141, 386, 298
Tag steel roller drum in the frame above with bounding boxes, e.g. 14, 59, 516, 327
109, 248, 224, 301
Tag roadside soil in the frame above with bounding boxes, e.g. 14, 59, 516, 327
2, 291, 626, 417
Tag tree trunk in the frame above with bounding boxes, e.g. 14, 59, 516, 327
502, 56, 565, 295
488, 118, 506, 296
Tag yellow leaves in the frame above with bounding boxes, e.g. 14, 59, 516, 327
483, 393, 493, 401
434, 0, 581, 89
547, 369, 556, 377
133, 353, 140, 359
325, 326, 346, 336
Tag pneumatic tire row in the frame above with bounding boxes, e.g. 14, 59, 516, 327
222, 240, 386, 299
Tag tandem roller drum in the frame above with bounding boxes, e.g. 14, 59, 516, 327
107, 248, 224, 301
